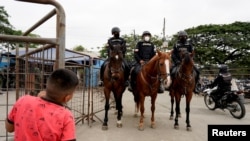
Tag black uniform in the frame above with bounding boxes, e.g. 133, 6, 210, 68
130, 40, 156, 86
134, 41, 156, 63
209, 71, 232, 101
107, 37, 126, 57
171, 40, 194, 66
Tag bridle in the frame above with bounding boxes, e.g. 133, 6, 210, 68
108, 45, 124, 76
140, 56, 170, 90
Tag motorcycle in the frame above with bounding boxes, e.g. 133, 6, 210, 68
203, 86, 246, 119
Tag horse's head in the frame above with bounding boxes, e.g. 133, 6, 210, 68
109, 44, 124, 61
156, 50, 171, 88
108, 44, 124, 79
178, 50, 195, 78
180, 50, 194, 66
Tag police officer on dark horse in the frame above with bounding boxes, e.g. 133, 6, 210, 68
171, 30, 200, 94
99, 27, 130, 87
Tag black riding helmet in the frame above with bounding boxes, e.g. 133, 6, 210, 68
142, 31, 151, 37
178, 30, 188, 37
219, 64, 229, 73
111, 27, 121, 34
178, 30, 188, 43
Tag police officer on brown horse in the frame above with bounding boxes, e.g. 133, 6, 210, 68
128, 31, 165, 93
171, 30, 200, 94
99, 27, 130, 86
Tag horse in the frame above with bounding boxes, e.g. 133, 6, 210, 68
169, 50, 195, 131
102, 44, 127, 130
132, 50, 171, 131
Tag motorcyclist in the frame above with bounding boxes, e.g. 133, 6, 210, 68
128, 31, 164, 93
170, 30, 200, 93
208, 65, 232, 104
98, 27, 130, 86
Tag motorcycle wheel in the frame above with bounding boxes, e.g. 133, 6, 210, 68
204, 94, 216, 110
228, 100, 246, 119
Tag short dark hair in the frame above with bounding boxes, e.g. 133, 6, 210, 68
46, 69, 79, 100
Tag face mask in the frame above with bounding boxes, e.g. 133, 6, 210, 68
179, 36, 186, 43
144, 36, 150, 42
114, 32, 119, 38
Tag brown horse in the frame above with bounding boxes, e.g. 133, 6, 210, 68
102, 44, 127, 130
133, 50, 171, 131
169, 51, 195, 131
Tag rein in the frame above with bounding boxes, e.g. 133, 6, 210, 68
176, 58, 195, 95
140, 58, 168, 91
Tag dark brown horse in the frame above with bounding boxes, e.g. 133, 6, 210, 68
169, 51, 195, 131
102, 44, 127, 130
133, 50, 171, 131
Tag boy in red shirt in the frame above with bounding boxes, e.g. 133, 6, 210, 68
5, 69, 79, 141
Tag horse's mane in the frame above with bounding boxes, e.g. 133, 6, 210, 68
183, 52, 192, 64
147, 53, 159, 64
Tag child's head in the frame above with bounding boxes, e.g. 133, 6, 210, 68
46, 69, 79, 103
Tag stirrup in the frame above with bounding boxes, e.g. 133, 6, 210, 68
128, 83, 133, 92
98, 81, 103, 86
158, 84, 164, 94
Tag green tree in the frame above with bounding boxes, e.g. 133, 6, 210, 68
1, 6, 41, 49
168, 22, 250, 68
72, 45, 86, 52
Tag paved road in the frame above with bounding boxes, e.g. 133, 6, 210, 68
76, 90, 250, 141
1, 89, 249, 141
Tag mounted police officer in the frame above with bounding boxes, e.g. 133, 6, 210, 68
99, 27, 130, 86
171, 30, 200, 93
208, 65, 232, 104
128, 31, 164, 93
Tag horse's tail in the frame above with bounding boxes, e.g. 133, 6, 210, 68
133, 92, 140, 109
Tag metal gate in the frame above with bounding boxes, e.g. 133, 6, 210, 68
0, 0, 105, 140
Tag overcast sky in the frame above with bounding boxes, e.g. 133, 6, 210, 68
1, 0, 250, 51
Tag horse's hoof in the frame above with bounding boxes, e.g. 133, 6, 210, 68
117, 120, 123, 128
134, 114, 138, 117
117, 123, 122, 128
174, 125, 179, 130
138, 126, 144, 131
102, 125, 108, 130
151, 123, 156, 129
187, 126, 192, 131
169, 116, 173, 120
138, 123, 144, 131
178, 114, 181, 118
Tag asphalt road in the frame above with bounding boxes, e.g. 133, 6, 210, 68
76, 89, 250, 141
1, 89, 249, 141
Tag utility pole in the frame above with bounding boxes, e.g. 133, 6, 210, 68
162, 18, 168, 51
163, 18, 166, 42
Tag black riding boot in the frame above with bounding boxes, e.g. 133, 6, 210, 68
193, 67, 200, 94
128, 67, 135, 92
123, 59, 130, 87
98, 60, 108, 86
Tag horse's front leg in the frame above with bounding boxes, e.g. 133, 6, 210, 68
174, 97, 181, 129
170, 92, 174, 120
102, 90, 110, 130
115, 93, 123, 128
186, 99, 192, 131
151, 95, 157, 129
138, 96, 145, 131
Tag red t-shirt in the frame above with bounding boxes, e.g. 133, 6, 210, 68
7, 95, 76, 141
